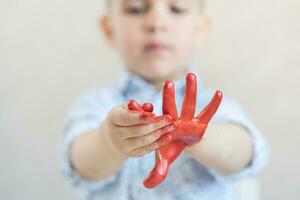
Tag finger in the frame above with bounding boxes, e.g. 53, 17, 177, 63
163, 80, 178, 119
125, 117, 174, 138
197, 90, 223, 124
181, 73, 197, 120
142, 103, 154, 112
131, 133, 173, 157
128, 100, 153, 113
127, 123, 176, 149
128, 99, 144, 112
128, 100, 156, 120
110, 105, 157, 126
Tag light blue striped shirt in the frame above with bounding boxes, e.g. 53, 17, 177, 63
60, 68, 269, 200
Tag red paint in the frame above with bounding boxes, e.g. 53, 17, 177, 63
128, 73, 223, 188
127, 100, 157, 122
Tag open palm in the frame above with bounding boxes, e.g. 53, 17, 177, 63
128, 73, 223, 188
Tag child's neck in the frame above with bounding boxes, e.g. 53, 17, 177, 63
147, 69, 186, 91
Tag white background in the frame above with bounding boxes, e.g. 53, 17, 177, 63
1, 0, 299, 199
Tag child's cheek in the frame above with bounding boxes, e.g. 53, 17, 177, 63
172, 25, 197, 56
121, 32, 142, 61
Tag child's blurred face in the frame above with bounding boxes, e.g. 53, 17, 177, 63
101, 0, 209, 83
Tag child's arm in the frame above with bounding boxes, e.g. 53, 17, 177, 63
185, 122, 253, 174
70, 104, 175, 181
70, 127, 126, 181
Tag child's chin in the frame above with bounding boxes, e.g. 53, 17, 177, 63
140, 67, 175, 81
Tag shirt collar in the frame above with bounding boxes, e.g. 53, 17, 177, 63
116, 66, 204, 102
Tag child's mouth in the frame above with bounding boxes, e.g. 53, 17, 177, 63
144, 42, 168, 53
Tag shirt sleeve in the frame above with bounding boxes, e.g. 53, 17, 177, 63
201, 89, 270, 182
58, 88, 121, 192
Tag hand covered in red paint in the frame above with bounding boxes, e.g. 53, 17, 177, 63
129, 73, 223, 188
162, 73, 223, 146
103, 102, 177, 159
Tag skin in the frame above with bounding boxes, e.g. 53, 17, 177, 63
70, 0, 253, 181
101, 0, 210, 87
129, 74, 224, 188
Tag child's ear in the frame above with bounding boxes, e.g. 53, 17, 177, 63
195, 15, 211, 47
99, 15, 115, 48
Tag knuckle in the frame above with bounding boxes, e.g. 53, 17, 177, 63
110, 107, 124, 124
130, 149, 142, 157
120, 111, 129, 123
144, 144, 155, 153
148, 134, 158, 145
109, 109, 116, 122
132, 127, 142, 137
154, 121, 165, 129
134, 138, 145, 147
151, 141, 160, 149
144, 145, 152, 152
153, 129, 162, 138
137, 136, 147, 146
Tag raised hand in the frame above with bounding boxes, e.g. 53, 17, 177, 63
162, 73, 223, 145
104, 100, 177, 161
127, 73, 223, 189
143, 73, 223, 188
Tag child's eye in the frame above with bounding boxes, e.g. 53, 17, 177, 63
123, 1, 148, 15
124, 6, 147, 14
170, 5, 187, 14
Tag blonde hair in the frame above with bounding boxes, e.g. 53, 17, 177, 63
105, 0, 206, 12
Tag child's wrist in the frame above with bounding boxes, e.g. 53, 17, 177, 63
99, 121, 128, 162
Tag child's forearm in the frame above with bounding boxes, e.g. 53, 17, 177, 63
185, 122, 253, 174
70, 121, 127, 181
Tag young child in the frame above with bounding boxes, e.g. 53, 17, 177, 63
60, 0, 269, 199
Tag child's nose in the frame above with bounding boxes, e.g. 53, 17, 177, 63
143, 2, 169, 33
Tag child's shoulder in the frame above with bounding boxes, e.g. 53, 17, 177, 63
69, 81, 123, 110
79, 77, 125, 99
